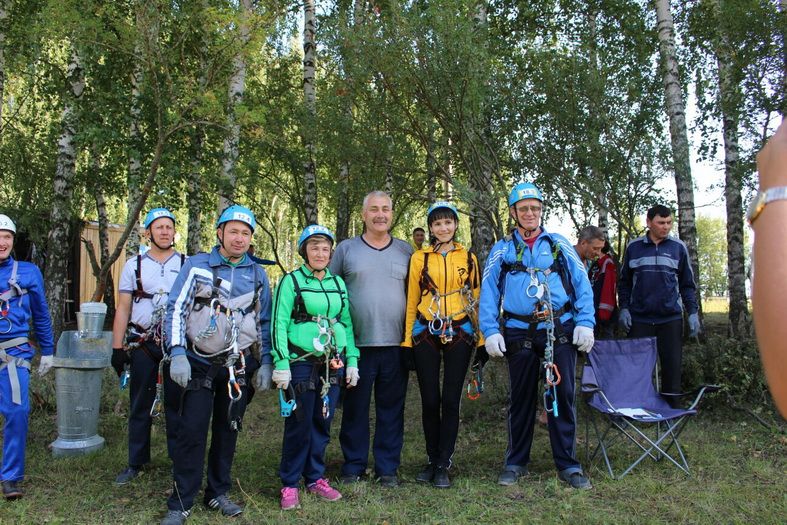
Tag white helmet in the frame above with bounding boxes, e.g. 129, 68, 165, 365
0, 214, 15, 234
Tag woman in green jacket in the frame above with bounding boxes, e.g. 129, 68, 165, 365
271, 225, 360, 510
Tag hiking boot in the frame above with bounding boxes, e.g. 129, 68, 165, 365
432, 466, 451, 489
558, 471, 592, 490
205, 493, 243, 516
280, 487, 300, 510
114, 466, 142, 485
339, 473, 362, 485
160, 509, 190, 525
2, 480, 23, 500
497, 467, 528, 486
415, 464, 435, 483
376, 475, 400, 488
307, 478, 342, 501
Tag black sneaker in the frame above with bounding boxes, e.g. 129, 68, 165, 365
415, 464, 435, 483
2, 480, 23, 500
558, 471, 592, 490
160, 509, 190, 525
432, 466, 451, 489
114, 466, 142, 485
339, 473, 362, 485
497, 467, 528, 486
205, 494, 243, 517
376, 475, 400, 488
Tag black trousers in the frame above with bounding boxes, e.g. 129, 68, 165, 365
127, 340, 177, 467
629, 319, 683, 402
164, 354, 258, 512
413, 332, 473, 468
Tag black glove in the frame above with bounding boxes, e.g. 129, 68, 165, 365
111, 348, 129, 377
401, 346, 417, 371
472, 345, 489, 371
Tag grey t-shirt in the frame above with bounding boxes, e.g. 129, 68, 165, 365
330, 235, 413, 347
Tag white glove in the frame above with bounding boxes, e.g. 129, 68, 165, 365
573, 325, 595, 354
346, 366, 360, 387
38, 355, 53, 377
484, 333, 507, 358
272, 369, 291, 390
169, 355, 191, 388
619, 308, 632, 331
688, 313, 701, 338
255, 363, 273, 390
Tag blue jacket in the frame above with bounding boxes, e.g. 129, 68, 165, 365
0, 257, 54, 359
479, 228, 595, 337
165, 247, 272, 364
618, 233, 698, 324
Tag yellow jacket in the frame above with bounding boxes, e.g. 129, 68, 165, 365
402, 243, 483, 347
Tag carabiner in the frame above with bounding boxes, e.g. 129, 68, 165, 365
321, 394, 330, 419
149, 394, 162, 418
466, 378, 481, 401
279, 386, 297, 417
227, 367, 242, 402
119, 364, 131, 390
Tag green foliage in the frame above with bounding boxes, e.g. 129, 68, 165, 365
695, 214, 729, 297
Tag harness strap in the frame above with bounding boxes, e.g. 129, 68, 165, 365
0, 338, 33, 405
0, 261, 28, 302
502, 303, 568, 324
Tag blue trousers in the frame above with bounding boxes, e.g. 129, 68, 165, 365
0, 366, 29, 482
340, 346, 408, 477
127, 341, 177, 467
279, 361, 340, 487
504, 322, 583, 476
164, 354, 258, 512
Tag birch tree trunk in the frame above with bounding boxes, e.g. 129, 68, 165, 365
654, 0, 702, 304
46, 48, 85, 337
0, 0, 7, 144
780, 0, 787, 117
187, 127, 204, 255
95, 186, 115, 316
714, 0, 750, 337
126, 31, 145, 258
587, 5, 609, 237
302, 0, 318, 225
468, 1, 497, 269
218, 0, 252, 212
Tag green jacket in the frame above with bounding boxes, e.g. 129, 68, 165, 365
271, 265, 359, 370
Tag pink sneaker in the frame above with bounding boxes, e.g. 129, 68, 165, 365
307, 478, 342, 501
280, 487, 300, 510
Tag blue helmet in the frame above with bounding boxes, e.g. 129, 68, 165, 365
143, 208, 176, 229
426, 201, 458, 223
297, 224, 335, 256
508, 183, 544, 207
216, 204, 256, 231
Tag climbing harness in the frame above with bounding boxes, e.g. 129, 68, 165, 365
419, 250, 478, 345
0, 261, 27, 335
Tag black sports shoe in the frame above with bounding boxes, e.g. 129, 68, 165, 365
415, 464, 435, 483
558, 470, 592, 490
376, 475, 400, 488
205, 494, 243, 516
497, 467, 528, 486
339, 473, 362, 484
432, 466, 451, 489
160, 509, 190, 525
114, 466, 142, 485
2, 480, 23, 500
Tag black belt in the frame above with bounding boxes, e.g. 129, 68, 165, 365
502, 304, 569, 325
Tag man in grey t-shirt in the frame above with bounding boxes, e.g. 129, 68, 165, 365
331, 191, 413, 487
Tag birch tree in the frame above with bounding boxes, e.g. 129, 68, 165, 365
653, 0, 701, 303
46, 47, 84, 336
0, 0, 6, 144
302, 0, 319, 225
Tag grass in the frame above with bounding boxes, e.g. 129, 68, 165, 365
2, 358, 785, 525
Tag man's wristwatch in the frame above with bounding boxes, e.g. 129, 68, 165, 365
747, 186, 787, 225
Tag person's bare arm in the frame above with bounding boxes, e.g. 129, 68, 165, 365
752, 120, 787, 417
112, 293, 133, 348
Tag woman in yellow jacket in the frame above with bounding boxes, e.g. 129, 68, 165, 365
402, 201, 483, 489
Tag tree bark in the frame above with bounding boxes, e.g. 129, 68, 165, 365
714, 0, 750, 337
95, 186, 115, 316
126, 21, 145, 258
187, 126, 204, 255
780, 0, 787, 117
46, 47, 85, 337
302, 0, 318, 225
218, 0, 252, 213
0, 0, 7, 144
654, 0, 702, 308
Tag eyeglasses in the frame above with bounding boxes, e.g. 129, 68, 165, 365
516, 205, 543, 214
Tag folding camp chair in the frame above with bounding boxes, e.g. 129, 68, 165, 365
581, 337, 719, 479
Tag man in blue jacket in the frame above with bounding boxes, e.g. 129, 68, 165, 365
618, 204, 699, 405
479, 184, 595, 490
160, 205, 272, 525
0, 214, 54, 500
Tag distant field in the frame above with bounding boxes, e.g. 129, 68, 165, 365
703, 297, 729, 313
